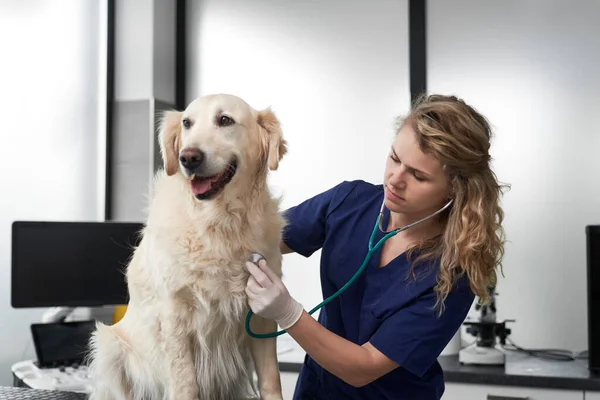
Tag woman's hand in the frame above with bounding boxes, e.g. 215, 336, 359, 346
245, 254, 304, 330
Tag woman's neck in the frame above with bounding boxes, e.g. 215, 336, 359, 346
387, 210, 443, 241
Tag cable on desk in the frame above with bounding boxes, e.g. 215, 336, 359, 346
502, 337, 587, 361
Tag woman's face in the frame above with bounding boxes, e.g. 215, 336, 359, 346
383, 123, 451, 219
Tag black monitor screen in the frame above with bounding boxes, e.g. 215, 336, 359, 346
587, 225, 600, 372
11, 221, 143, 308
30, 320, 96, 367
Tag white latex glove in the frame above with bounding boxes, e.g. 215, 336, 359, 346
245, 253, 304, 330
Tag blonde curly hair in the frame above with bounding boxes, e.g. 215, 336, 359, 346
399, 94, 510, 313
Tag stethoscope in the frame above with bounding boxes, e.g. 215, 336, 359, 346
245, 197, 454, 338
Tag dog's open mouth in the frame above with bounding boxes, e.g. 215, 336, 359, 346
190, 159, 238, 200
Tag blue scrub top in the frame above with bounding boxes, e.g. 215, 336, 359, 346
282, 180, 475, 400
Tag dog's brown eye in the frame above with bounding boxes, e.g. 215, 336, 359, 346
182, 118, 191, 129
218, 115, 234, 127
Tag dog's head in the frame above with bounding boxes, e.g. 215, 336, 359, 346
158, 94, 287, 201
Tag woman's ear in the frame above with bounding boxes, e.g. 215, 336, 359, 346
158, 110, 183, 176
257, 108, 287, 171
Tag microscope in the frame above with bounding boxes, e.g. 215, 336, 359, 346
458, 286, 514, 365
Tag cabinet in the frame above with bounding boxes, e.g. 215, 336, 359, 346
443, 383, 583, 400
276, 370, 594, 400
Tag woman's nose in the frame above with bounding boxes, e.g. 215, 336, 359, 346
389, 167, 407, 188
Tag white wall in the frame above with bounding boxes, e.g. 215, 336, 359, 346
0, 1, 106, 384
114, 0, 153, 101
427, 1, 600, 351
115, 0, 176, 105
112, 0, 178, 223
187, 0, 411, 322
152, 0, 176, 105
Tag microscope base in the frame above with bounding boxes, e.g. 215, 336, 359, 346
458, 343, 506, 366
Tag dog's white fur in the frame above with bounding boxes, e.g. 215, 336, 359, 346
86, 94, 288, 400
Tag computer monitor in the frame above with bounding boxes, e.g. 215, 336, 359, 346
11, 221, 144, 308
587, 225, 600, 373
30, 320, 96, 368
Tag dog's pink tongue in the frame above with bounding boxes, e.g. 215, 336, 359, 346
191, 176, 220, 195
191, 179, 211, 195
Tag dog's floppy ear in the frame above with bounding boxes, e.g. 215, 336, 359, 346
158, 110, 183, 176
257, 108, 287, 171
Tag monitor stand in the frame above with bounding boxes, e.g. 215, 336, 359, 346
41, 307, 75, 323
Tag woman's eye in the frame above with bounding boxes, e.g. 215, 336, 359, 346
414, 173, 425, 181
218, 115, 235, 127
182, 118, 191, 129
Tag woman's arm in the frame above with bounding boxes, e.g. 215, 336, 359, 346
245, 258, 398, 387
286, 311, 399, 387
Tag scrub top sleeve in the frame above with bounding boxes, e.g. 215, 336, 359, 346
282, 181, 357, 258
368, 283, 475, 378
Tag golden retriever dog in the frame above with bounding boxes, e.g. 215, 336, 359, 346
87, 93, 287, 400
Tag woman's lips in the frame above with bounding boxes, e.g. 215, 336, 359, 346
385, 186, 405, 202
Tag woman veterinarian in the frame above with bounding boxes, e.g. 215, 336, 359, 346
245, 94, 508, 399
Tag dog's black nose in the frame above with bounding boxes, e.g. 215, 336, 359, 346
179, 148, 205, 170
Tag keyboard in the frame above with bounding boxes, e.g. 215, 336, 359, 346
0, 386, 87, 400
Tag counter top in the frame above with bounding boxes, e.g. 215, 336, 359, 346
276, 337, 600, 392
439, 351, 600, 392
